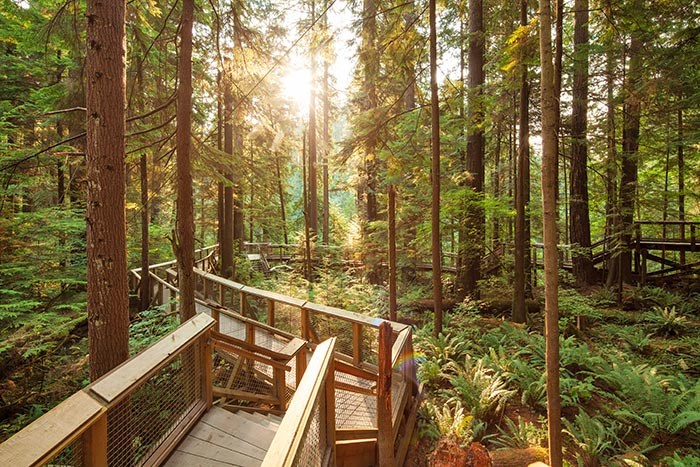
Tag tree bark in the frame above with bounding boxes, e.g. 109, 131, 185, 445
512, 0, 529, 323
222, 58, 234, 278
86, 0, 129, 380
175, 0, 195, 321
388, 184, 397, 321
459, 0, 485, 299
322, 24, 330, 245
570, 0, 594, 285
678, 107, 685, 265
619, 33, 642, 284
429, 0, 442, 337
308, 0, 318, 241
538, 0, 563, 464
140, 153, 150, 311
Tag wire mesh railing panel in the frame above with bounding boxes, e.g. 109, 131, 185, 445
244, 295, 268, 323
363, 325, 379, 366
43, 438, 84, 467
273, 303, 302, 336
212, 350, 275, 399
335, 388, 376, 430
218, 312, 247, 340
311, 314, 354, 360
254, 328, 288, 353
105, 345, 202, 467
292, 399, 323, 467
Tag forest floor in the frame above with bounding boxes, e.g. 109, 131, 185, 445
1, 269, 699, 466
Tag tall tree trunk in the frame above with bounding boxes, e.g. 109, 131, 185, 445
322, 18, 330, 245
308, 0, 318, 241
388, 184, 397, 321
232, 15, 245, 252
275, 153, 288, 244
539, 1, 563, 464
222, 59, 234, 278
175, 0, 195, 321
493, 122, 501, 247
678, 106, 685, 265
216, 71, 224, 252
361, 0, 381, 284
570, 0, 593, 285
512, 0, 529, 323
459, 0, 485, 299
619, 33, 642, 284
140, 154, 150, 311
86, 0, 129, 380
604, 0, 617, 279
429, 0, 442, 337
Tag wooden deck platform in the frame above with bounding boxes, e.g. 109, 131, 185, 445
165, 407, 280, 466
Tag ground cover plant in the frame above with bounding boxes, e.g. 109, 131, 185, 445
412, 285, 700, 466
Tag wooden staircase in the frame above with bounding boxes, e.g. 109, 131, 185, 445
166, 408, 282, 467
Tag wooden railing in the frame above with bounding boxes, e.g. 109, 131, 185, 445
0, 313, 215, 466
263, 337, 337, 467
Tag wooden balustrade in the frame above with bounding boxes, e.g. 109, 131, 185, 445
263, 338, 337, 467
0, 314, 215, 466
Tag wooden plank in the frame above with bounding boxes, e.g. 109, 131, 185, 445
165, 450, 237, 467
336, 439, 377, 467
203, 408, 277, 449
82, 411, 108, 466
377, 322, 394, 467
0, 391, 105, 466
212, 387, 279, 404
262, 338, 337, 467
89, 314, 215, 404
212, 337, 291, 370
394, 386, 422, 467
175, 437, 261, 466
278, 337, 307, 358
336, 381, 375, 396
391, 328, 410, 368
146, 399, 207, 466
303, 301, 408, 332
335, 360, 378, 381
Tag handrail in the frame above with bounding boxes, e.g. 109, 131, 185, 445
0, 313, 215, 466
263, 337, 337, 467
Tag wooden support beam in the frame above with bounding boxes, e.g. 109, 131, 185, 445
377, 322, 394, 467
267, 298, 275, 327
82, 412, 108, 466
353, 322, 363, 366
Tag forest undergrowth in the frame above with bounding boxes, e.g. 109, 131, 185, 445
2, 265, 699, 467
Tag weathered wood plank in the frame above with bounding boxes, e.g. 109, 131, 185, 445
0, 391, 104, 466
262, 338, 336, 466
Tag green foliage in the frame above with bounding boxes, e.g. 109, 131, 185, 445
492, 417, 546, 450
129, 306, 179, 353
643, 306, 688, 337
662, 452, 700, 466
444, 356, 515, 426
563, 411, 622, 466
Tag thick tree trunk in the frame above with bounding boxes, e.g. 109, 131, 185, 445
429, 0, 442, 337
604, 0, 617, 279
538, 0, 563, 464
222, 61, 234, 278
512, 0, 529, 324
86, 0, 129, 380
570, 0, 594, 285
459, 0, 485, 299
619, 34, 642, 284
175, 0, 196, 321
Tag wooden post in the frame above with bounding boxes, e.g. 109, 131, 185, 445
82, 412, 108, 466
352, 322, 363, 366
377, 322, 394, 466
324, 358, 336, 464
218, 283, 225, 306
211, 307, 220, 333
273, 367, 287, 411
640, 249, 648, 285
239, 291, 247, 317
301, 308, 310, 341
296, 347, 307, 386
267, 299, 275, 327
199, 330, 213, 410
204, 277, 211, 300
157, 282, 164, 305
